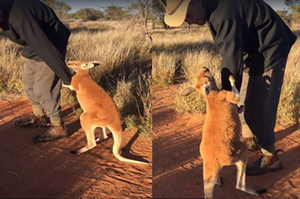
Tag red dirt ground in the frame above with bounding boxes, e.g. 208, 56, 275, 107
0, 98, 152, 199
153, 84, 300, 199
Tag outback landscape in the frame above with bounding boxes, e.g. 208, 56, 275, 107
1, 0, 300, 198
0, 1, 153, 197
152, 20, 300, 199
0, 98, 152, 198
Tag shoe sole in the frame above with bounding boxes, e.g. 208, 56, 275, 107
246, 164, 283, 175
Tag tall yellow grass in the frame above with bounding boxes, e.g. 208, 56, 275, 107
153, 24, 300, 124
0, 21, 152, 135
0, 39, 24, 94
277, 38, 300, 124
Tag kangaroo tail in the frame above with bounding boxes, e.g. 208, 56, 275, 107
112, 130, 149, 165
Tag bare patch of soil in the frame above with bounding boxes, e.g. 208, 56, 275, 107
0, 98, 152, 198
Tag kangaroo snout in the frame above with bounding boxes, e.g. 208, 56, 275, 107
203, 67, 210, 72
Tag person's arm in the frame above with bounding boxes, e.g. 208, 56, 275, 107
13, 17, 72, 85
210, 19, 247, 91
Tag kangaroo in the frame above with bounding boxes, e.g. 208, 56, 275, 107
64, 61, 148, 165
181, 67, 266, 199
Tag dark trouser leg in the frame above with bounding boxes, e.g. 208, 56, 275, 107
244, 58, 287, 155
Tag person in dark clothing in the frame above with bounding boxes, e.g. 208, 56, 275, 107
159, 0, 297, 175
0, 0, 73, 142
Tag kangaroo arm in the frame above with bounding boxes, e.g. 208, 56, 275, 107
226, 75, 240, 104
63, 80, 79, 91
225, 87, 240, 104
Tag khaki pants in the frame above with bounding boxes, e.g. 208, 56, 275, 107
23, 59, 62, 120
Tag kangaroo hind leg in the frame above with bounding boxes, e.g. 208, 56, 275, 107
95, 127, 109, 142
235, 160, 267, 196
70, 113, 97, 154
203, 162, 221, 199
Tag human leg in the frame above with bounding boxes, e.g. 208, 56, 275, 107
32, 60, 63, 126
15, 59, 49, 127
30, 60, 68, 142
245, 57, 287, 175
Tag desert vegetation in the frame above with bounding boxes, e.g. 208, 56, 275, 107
0, 0, 152, 136
0, 20, 152, 137
152, 21, 300, 125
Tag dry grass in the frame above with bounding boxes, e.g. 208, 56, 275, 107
153, 26, 219, 113
153, 24, 300, 125
152, 52, 177, 84
0, 39, 24, 95
112, 70, 152, 137
277, 38, 300, 124
0, 21, 152, 136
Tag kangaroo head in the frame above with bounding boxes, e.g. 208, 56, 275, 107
67, 61, 101, 73
181, 67, 217, 97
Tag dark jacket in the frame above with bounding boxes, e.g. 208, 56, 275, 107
202, 0, 297, 90
0, 0, 72, 85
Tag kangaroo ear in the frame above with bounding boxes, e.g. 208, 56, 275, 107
201, 84, 210, 96
180, 86, 197, 96
86, 61, 100, 69
91, 61, 101, 66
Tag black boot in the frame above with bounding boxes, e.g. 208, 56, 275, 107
15, 115, 50, 127
33, 125, 68, 142
246, 149, 284, 175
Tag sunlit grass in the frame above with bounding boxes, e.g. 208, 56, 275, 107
0, 21, 152, 136
153, 23, 300, 124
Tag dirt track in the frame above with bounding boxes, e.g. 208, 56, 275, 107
0, 98, 152, 198
153, 84, 300, 199
1, 85, 300, 199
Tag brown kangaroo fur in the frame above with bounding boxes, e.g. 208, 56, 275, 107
181, 67, 266, 199
64, 61, 148, 165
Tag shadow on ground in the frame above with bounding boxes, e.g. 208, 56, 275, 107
152, 85, 300, 199
0, 99, 152, 198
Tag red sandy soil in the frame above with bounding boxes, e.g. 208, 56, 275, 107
153, 84, 300, 199
0, 98, 152, 199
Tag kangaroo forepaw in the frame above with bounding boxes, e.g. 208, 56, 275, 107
229, 75, 235, 86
